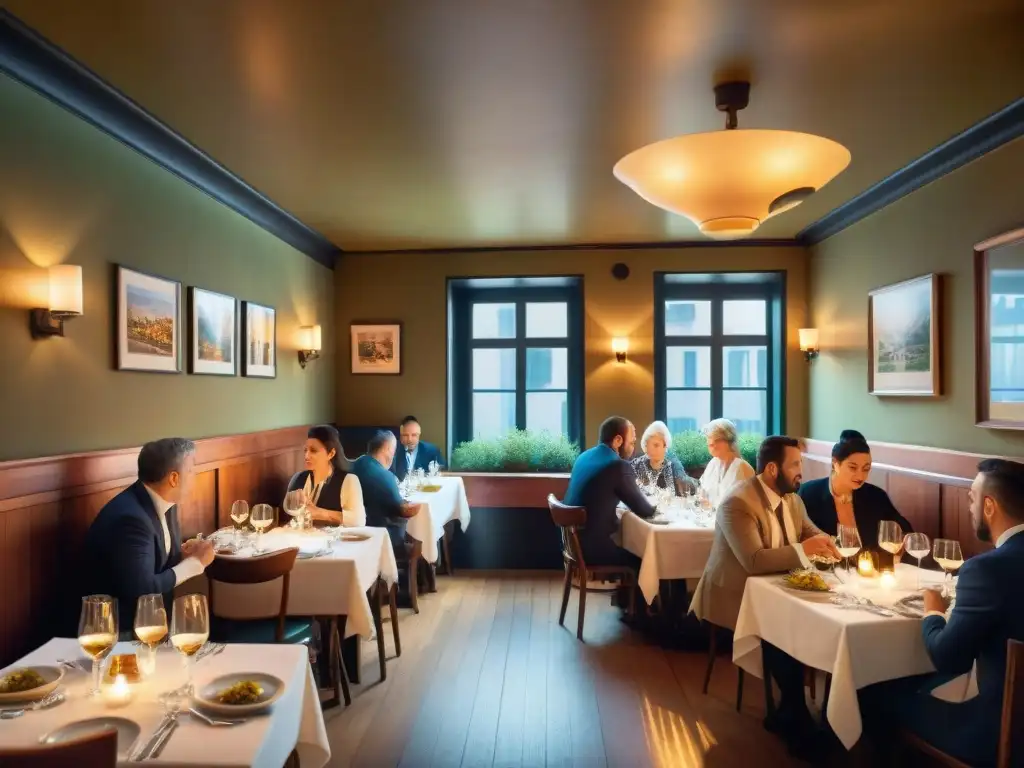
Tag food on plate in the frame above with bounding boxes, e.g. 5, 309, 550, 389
418, 484, 442, 493
783, 569, 832, 592
0, 668, 45, 693
217, 680, 264, 705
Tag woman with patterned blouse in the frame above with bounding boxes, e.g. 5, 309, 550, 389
631, 421, 697, 496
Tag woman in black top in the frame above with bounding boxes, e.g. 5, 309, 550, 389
285, 425, 365, 527
798, 430, 912, 568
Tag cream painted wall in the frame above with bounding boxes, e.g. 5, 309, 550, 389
809, 137, 1024, 455
335, 246, 809, 455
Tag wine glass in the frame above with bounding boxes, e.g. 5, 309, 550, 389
250, 503, 274, 552
230, 500, 249, 546
134, 594, 168, 676
932, 539, 964, 597
170, 594, 209, 695
78, 595, 118, 696
904, 532, 931, 588
283, 489, 306, 530
836, 524, 862, 575
878, 521, 903, 573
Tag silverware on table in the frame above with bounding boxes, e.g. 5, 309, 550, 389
0, 690, 65, 719
195, 642, 225, 661
129, 713, 173, 761
56, 658, 87, 673
188, 707, 245, 727
149, 714, 179, 759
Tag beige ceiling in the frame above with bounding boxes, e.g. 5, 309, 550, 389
7, 0, 1024, 251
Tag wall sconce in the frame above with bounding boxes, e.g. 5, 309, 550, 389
612, 337, 629, 364
799, 328, 820, 361
30, 265, 83, 338
297, 325, 322, 368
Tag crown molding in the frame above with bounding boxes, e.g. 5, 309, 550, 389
346, 238, 802, 256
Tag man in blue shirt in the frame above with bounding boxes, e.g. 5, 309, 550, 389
391, 415, 445, 482
351, 429, 417, 555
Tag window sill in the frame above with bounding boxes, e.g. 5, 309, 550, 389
446, 471, 571, 509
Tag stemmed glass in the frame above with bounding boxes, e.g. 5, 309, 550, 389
230, 500, 249, 547
134, 594, 167, 676
283, 489, 306, 530
170, 594, 209, 695
78, 595, 118, 696
250, 503, 274, 552
904, 532, 931, 589
836, 524, 862, 576
932, 539, 964, 598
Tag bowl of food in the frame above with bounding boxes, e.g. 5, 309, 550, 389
781, 569, 834, 593
0, 665, 64, 703
418, 484, 443, 493
192, 672, 284, 716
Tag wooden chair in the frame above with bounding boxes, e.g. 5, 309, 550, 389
903, 639, 1024, 768
400, 539, 423, 614
702, 621, 745, 711
0, 729, 117, 767
548, 494, 637, 641
370, 578, 402, 681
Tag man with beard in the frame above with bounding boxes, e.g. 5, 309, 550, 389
859, 458, 1024, 766
563, 416, 655, 567
690, 435, 839, 758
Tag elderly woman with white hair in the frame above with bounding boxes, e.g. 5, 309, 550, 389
631, 421, 696, 496
699, 418, 755, 507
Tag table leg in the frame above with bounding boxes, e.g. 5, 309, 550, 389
341, 632, 361, 685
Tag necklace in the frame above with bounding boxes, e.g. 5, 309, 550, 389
829, 476, 853, 505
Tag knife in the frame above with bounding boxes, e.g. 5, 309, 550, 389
130, 714, 172, 761
149, 715, 179, 759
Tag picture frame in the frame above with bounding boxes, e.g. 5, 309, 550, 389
242, 301, 277, 378
975, 226, 1024, 429
188, 287, 238, 376
116, 265, 181, 373
350, 322, 402, 375
867, 273, 941, 397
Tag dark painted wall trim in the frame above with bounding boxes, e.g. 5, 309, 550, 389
346, 238, 801, 256
799, 98, 1024, 245
0, 10, 341, 269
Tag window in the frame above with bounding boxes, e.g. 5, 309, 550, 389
655, 273, 784, 438
448, 278, 584, 449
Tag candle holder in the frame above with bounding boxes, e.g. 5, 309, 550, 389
857, 551, 878, 578
102, 673, 134, 709
879, 569, 896, 589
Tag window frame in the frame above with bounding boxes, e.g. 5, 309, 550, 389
448, 279, 585, 452
653, 272, 786, 437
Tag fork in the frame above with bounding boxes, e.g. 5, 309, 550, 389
189, 707, 245, 727
1, 690, 65, 719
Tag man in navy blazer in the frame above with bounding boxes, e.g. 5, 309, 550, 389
563, 416, 656, 566
80, 438, 215, 635
861, 458, 1024, 766
391, 415, 445, 482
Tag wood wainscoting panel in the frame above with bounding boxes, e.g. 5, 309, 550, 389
886, 473, 942, 542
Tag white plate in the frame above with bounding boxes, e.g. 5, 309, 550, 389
0, 665, 64, 703
192, 672, 284, 716
41, 717, 140, 759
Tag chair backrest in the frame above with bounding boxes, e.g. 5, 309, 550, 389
547, 494, 587, 569
207, 548, 299, 639
998, 638, 1024, 768
0, 729, 118, 767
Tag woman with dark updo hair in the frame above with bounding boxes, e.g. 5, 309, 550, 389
285, 425, 366, 527
798, 430, 912, 567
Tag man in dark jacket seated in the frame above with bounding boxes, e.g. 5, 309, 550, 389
390, 415, 445, 482
860, 458, 1024, 766
563, 415, 655, 567
80, 438, 215, 635
352, 430, 419, 556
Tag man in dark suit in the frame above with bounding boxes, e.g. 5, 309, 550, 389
80, 438, 215, 634
861, 458, 1024, 766
390, 415, 445, 482
353, 430, 418, 555
563, 416, 655, 566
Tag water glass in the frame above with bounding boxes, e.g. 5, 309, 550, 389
836, 524, 862, 575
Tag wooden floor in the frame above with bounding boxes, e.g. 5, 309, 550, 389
324, 572, 803, 768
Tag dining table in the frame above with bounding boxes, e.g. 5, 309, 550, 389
0, 638, 330, 768
732, 563, 976, 749
403, 475, 471, 565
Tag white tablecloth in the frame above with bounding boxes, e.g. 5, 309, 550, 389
212, 527, 397, 639
619, 509, 715, 604
405, 476, 471, 564
0, 638, 330, 768
732, 565, 975, 749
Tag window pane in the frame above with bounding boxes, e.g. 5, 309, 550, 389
526, 391, 568, 435
723, 300, 767, 335
473, 348, 516, 390
723, 389, 767, 437
991, 342, 1024, 401
472, 393, 516, 439
472, 303, 516, 339
526, 302, 567, 338
666, 346, 710, 388
665, 301, 711, 335
723, 346, 767, 388
665, 390, 711, 434
526, 347, 567, 390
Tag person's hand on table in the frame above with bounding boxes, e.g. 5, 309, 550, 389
923, 588, 950, 615
802, 534, 842, 560
306, 504, 341, 524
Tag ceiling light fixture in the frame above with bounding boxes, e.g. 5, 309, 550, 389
613, 81, 851, 240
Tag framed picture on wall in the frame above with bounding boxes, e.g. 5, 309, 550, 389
350, 322, 402, 375
188, 287, 237, 376
975, 226, 1024, 429
867, 273, 941, 397
116, 265, 181, 373
242, 301, 276, 378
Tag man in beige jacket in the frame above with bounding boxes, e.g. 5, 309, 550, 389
691, 435, 839, 758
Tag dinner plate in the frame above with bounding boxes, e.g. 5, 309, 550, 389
192, 672, 285, 716
0, 665, 64, 703
40, 717, 139, 759
339, 532, 371, 541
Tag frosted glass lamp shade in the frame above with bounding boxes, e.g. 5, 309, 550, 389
798, 328, 819, 352
301, 325, 322, 351
48, 264, 83, 315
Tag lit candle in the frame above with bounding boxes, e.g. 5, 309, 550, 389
103, 673, 133, 708
857, 552, 876, 577
880, 569, 896, 589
